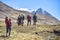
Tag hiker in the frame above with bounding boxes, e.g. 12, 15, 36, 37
17, 15, 21, 26
33, 13, 37, 25
20, 14, 25, 26
27, 15, 31, 25
5, 17, 12, 37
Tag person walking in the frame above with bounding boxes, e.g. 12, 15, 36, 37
5, 17, 12, 37
33, 13, 37, 25
27, 15, 31, 25
20, 14, 25, 26
17, 15, 21, 26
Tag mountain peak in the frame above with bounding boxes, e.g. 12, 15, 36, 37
36, 8, 52, 16
36, 8, 43, 14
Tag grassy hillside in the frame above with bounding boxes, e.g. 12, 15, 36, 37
0, 22, 60, 40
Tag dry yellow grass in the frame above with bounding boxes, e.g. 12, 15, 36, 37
0, 22, 60, 40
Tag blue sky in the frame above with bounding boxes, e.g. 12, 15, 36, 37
0, 0, 60, 20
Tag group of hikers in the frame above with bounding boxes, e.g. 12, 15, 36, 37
17, 13, 37, 26
5, 13, 37, 37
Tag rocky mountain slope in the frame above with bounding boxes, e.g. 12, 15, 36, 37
0, 1, 60, 25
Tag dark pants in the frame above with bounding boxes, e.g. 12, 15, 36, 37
21, 20, 24, 26
33, 20, 37, 25
6, 25, 11, 36
18, 20, 24, 26
17, 21, 21, 26
27, 20, 31, 25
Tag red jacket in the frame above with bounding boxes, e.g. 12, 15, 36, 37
27, 15, 31, 21
5, 18, 10, 26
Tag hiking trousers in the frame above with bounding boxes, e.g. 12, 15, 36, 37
6, 26, 11, 36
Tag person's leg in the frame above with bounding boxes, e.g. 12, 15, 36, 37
22, 20, 24, 26
6, 26, 8, 36
30, 20, 31, 25
18, 22, 20, 26
35, 20, 37, 25
9, 26, 11, 36
33, 20, 36, 25
20, 21, 22, 26
27, 20, 28, 25
27, 20, 29, 25
21, 20, 23, 26
23, 20, 24, 25
18, 21, 21, 26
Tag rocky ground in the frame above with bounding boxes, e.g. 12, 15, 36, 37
0, 22, 60, 40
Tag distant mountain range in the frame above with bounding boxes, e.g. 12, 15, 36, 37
0, 1, 60, 25
36, 8, 53, 17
